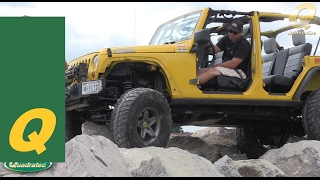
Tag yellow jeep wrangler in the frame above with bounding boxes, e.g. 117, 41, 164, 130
65, 7, 320, 159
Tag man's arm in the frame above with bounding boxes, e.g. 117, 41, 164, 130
210, 57, 243, 68
211, 39, 251, 69
207, 42, 222, 54
213, 45, 222, 54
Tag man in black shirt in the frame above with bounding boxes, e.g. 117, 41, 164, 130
197, 20, 251, 85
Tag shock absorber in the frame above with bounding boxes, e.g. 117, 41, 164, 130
122, 81, 133, 93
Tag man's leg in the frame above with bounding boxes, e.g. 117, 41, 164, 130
197, 68, 208, 76
197, 67, 222, 85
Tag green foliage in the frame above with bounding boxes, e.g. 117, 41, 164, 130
172, 126, 184, 133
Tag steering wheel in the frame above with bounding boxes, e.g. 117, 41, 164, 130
204, 42, 216, 63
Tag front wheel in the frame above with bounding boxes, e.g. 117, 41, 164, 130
65, 110, 82, 142
110, 88, 172, 148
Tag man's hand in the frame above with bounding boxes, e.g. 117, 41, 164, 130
206, 41, 222, 54
212, 57, 243, 69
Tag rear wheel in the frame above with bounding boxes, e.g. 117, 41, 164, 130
302, 88, 320, 140
110, 88, 172, 148
237, 127, 290, 159
235, 128, 247, 154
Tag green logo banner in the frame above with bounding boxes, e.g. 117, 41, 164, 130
3, 162, 53, 173
0, 17, 65, 162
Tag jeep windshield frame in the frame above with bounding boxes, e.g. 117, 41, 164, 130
148, 10, 203, 45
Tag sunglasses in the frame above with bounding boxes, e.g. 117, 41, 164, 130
229, 30, 239, 35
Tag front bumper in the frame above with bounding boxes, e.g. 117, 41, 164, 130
65, 78, 106, 111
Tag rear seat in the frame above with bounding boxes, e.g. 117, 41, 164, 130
262, 38, 277, 77
263, 29, 312, 93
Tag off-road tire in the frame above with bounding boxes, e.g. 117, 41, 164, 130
302, 88, 320, 140
235, 128, 247, 154
65, 110, 82, 142
110, 88, 172, 148
243, 128, 269, 159
238, 128, 289, 159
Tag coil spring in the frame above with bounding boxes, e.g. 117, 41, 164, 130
122, 81, 133, 92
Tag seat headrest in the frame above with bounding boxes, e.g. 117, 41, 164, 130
242, 25, 250, 38
292, 29, 306, 46
263, 38, 277, 54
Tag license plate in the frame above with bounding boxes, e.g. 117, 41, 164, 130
82, 80, 103, 95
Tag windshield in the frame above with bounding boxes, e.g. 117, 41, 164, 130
149, 11, 202, 45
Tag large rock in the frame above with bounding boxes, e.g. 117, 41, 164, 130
121, 146, 223, 177
31, 134, 132, 177
260, 140, 320, 177
20, 134, 223, 177
81, 121, 111, 140
213, 155, 287, 177
192, 127, 236, 142
2, 126, 320, 177
166, 134, 239, 163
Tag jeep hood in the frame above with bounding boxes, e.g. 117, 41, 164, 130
69, 44, 184, 66
110, 44, 175, 54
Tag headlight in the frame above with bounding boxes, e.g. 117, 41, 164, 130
93, 55, 99, 67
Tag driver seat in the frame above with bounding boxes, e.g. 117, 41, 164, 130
200, 66, 250, 92
200, 25, 251, 92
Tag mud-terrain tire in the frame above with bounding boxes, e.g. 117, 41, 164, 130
302, 88, 320, 140
235, 128, 247, 154
65, 110, 82, 142
110, 88, 172, 148
237, 128, 289, 159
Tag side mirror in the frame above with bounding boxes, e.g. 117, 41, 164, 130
194, 29, 211, 44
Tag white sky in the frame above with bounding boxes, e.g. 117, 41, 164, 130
1, 2, 319, 62
1, 2, 319, 132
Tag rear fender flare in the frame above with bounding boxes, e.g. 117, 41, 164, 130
293, 67, 320, 99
